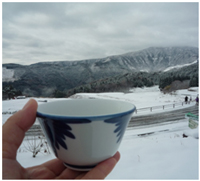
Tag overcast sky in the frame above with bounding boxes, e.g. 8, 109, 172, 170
2, 2, 199, 65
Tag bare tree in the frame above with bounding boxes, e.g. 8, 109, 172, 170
23, 135, 50, 157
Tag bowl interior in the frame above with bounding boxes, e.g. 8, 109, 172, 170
37, 99, 135, 118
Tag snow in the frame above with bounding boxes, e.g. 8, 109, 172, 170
163, 60, 198, 72
2, 67, 17, 82
107, 123, 198, 179
103, 58, 111, 63
2, 86, 199, 179
71, 86, 198, 115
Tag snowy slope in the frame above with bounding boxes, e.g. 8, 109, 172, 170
163, 60, 198, 72
2, 67, 16, 82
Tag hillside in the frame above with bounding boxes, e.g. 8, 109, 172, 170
2, 46, 198, 97
65, 63, 198, 97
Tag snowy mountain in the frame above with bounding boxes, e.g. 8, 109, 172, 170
120, 46, 198, 72
2, 46, 199, 97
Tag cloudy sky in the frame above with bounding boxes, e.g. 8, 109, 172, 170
2, 2, 199, 65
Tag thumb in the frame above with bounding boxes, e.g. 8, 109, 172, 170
3, 99, 38, 159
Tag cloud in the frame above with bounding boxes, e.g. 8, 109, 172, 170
2, 2, 199, 65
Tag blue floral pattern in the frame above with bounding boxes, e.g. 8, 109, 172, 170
38, 118, 91, 156
104, 114, 131, 143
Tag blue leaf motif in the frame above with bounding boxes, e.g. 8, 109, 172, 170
104, 114, 131, 143
38, 118, 91, 156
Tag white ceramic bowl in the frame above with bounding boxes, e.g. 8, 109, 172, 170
37, 99, 136, 171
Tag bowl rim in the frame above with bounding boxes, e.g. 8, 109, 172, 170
36, 99, 136, 121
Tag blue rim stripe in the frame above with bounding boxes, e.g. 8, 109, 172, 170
36, 106, 136, 121
63, 162, 97, 169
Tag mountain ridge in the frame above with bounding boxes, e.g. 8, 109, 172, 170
2, 46, 199, 97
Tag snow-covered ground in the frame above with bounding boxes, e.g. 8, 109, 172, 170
2, 86, 199, 179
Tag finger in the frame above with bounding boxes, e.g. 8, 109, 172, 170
26, 159, 66, 178
3, 99, 38, 159
16, 99, 38, 132
41, 159, 66, 176
56, 168, 85, 179
81, 151, 120, 179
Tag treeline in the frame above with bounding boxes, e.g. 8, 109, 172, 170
3, 85, 22, 100
62, 63, 198, 97
65, 71, 159, 97
159, 63, 198, 90
3, 63, 198, 98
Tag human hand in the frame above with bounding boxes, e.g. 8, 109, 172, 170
3, 99, 120, 179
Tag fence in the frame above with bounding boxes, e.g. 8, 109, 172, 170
134, 101, 194, 114
25, 124, 44, 137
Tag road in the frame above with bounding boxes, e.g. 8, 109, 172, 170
129, 105, 198, 128
26, 105, 198, 136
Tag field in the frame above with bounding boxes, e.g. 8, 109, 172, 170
2, 86, 199, 179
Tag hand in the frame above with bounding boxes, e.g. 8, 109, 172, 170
3, 99, 120, 179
